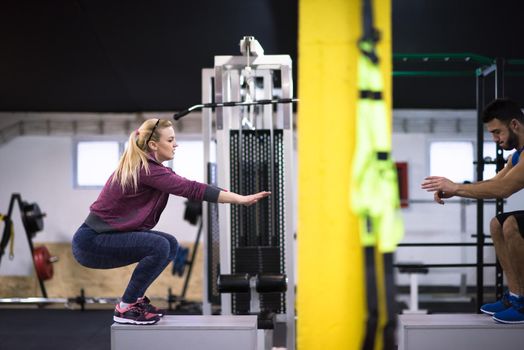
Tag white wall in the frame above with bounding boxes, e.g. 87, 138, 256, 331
1, 113, 519, 288
0, 135, 201, 276
392, 131, 524, 287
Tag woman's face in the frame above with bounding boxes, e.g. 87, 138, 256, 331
150, 126, 178, 163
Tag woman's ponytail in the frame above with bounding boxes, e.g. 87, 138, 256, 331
111, 118, 172, 192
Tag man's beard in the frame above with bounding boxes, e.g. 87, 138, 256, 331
505, 127, 519, 150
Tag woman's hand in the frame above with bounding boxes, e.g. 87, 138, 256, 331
238, 191, 271, 206
218, 190, 271, 206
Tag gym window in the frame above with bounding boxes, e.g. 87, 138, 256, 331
74, 140, 123, 188
73, 138, 205, 189
483, 142, 512, 180
170, 139, 204, 182
429, 141, 474, 183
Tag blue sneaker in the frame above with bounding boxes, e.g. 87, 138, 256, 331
480, 291, 513, 315
493, 296, 524, 324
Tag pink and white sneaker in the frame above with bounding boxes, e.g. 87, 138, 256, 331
113, 303, 160, 325
136, 296, 166, 317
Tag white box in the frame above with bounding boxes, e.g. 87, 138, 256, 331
111, 315, 258, 350
399, 313, 524, 350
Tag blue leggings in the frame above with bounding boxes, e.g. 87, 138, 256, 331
72, 223, 179, 303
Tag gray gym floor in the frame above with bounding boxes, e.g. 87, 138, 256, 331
0, 308, 111, 350
0, 296, 479, 350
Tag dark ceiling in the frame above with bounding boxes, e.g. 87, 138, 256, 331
0, 0, 297, 112
0, 0, 523, 112
392, 0, 524, 109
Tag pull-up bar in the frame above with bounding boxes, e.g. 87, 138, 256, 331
394, 53, 494, 65
394, 53, 524, 78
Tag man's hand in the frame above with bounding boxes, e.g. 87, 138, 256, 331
421, 176, 458, 204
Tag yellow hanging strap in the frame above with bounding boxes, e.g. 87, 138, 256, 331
351, 40, 404, 253
350, 1, 403, 350
0, 214, 15, 260
351, 42, 403, 350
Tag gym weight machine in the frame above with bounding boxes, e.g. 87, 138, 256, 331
0, 194, 119, 310
0, 193, 56, 298
175, 36, 296, 350
167, 199, 205, 313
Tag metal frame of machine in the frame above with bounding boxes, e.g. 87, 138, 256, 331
200, 37, 296, 349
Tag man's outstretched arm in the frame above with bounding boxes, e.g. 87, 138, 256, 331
421, 158, 524, 203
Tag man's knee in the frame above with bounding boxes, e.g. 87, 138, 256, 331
502, 215, 522, 240
490, 216, 503, 239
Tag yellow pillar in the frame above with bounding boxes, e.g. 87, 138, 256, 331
297, 0, 391, 349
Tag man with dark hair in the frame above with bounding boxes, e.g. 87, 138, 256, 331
421, 98, 524, 324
